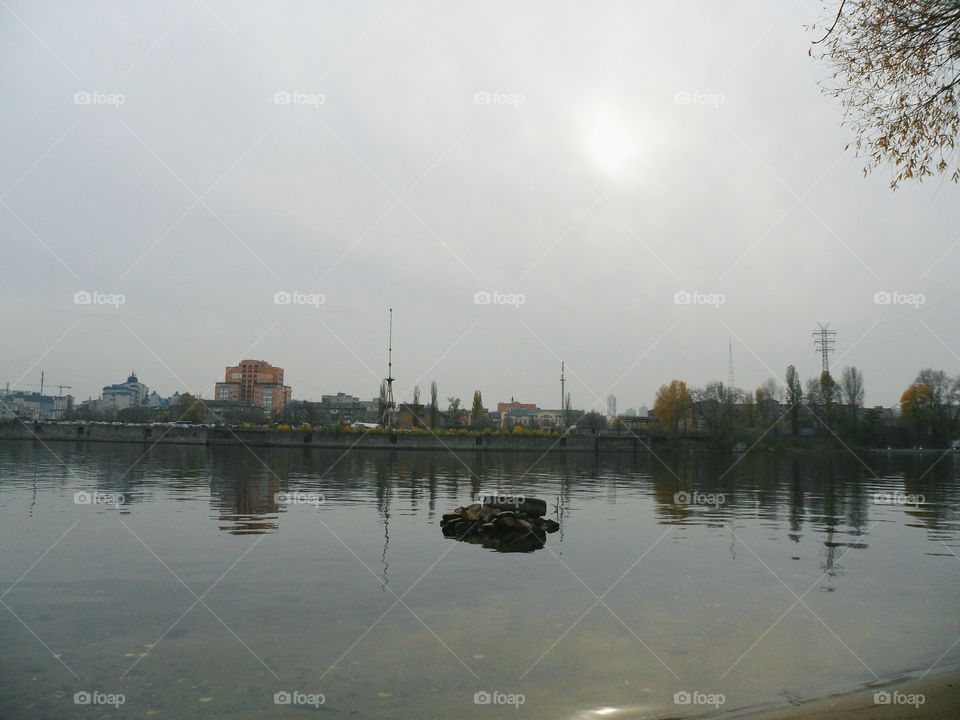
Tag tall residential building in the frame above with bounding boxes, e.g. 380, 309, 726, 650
215, 359, 291, 416
606, 394, 617, 418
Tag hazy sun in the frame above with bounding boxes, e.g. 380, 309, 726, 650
587, 110, 635, 174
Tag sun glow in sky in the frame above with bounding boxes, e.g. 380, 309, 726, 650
587, 109, 636, 173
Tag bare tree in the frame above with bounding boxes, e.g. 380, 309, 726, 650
813, 0, 960, 188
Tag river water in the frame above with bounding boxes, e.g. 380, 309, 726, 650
1, 441, 958, 718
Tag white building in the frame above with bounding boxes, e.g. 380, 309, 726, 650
101, 372, 148, 412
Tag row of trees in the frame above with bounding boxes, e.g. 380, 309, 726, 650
652, 366, 960, 447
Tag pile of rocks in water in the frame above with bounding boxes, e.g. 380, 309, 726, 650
441, 496, 560, 553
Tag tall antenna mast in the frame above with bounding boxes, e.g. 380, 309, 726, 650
560, 361, 566, 429
727, 340, 735, 388
385, 309, 396, 431
813, 323, 837, 375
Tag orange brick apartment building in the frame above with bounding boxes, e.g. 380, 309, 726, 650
214, 360, 292, 416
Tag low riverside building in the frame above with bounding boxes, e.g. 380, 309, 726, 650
320, 393, 370, 425
0, 388, 73, 420
398, 403, 449, 430
498, 401, 565, 430
215, 359, 291, 417
0, 391, 73, 421
202, 400, 266, 426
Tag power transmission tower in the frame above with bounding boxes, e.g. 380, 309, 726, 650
813, 323, 837, 375
727, 340, 735, 388
385, 309, 396, 431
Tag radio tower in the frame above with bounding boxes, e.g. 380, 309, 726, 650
727, 340, 735, 388
813, 323, 837, 374
560, 361, 566, 428
385, 309, 396, 431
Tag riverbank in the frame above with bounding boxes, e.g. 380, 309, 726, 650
734, 671, 960, 720
2, 421, 956, 455
0, 420, 646, 452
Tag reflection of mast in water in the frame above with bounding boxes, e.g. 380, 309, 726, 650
377, 462, 391, 592
820, 524, 839, 586
381, 503, 390, 592
30, 458, 39, 517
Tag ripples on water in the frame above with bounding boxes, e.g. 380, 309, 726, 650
1, 441, 958, 719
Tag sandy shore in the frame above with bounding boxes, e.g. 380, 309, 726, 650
734, 671, 960, 719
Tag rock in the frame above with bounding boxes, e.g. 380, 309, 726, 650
479, 507, 500, 523
441, 501, 558, 553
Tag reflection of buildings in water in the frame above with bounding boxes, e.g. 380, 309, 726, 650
210, 463, 281, 535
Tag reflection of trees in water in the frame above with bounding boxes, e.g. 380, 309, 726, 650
647, 450, 958, 554
19, 442, 955, 545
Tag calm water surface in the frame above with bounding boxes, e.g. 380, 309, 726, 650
1, 441, 958, 719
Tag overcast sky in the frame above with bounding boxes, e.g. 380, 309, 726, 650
2, 0, 958, 412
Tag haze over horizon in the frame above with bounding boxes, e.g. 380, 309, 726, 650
3, 0, 958, 411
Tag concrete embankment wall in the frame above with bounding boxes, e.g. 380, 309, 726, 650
0, 421, 648, 453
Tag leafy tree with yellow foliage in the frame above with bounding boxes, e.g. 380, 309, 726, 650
653, 380, 692, 439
